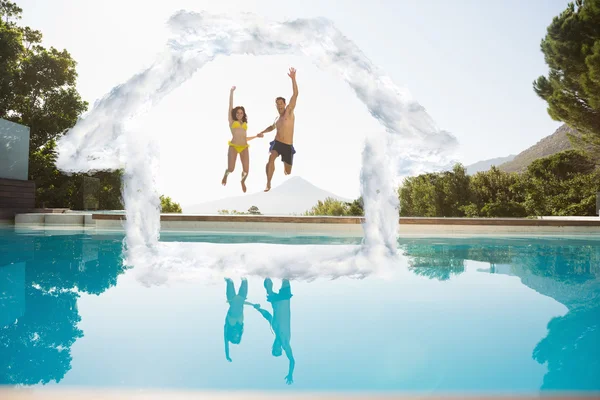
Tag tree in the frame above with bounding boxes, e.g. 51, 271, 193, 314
398, 164, 471, 217
0, 0, 22, 24
0, 1, 122, 209
159, 195, 182, 213
464, 167, 527, 217
533, 0, 600, 147
398, 173, 443, 217
520, 150, 600, 216
247, 205, 261, 215
304, 197, 364, 216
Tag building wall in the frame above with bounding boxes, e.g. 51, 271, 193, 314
0, 118, 30, 181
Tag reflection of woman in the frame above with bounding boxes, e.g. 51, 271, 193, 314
254, 278, 295, 384
223, 277, 259, 362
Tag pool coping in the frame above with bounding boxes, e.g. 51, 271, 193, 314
6, 212, 600, 236
90, 214, 600, 226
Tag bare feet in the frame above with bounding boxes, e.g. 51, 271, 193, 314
222, 171, 229, 186
264, 183, 271, 192
241, 172, 248, 193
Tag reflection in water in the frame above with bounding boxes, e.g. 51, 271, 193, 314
1, 231, 599, 392
252, 279, 295, 385
220, 276, 296, 384
403, 244, 466, 280
0, 233, 128, 386
402, 237, 600, 391
533, 304, 600, 391
224, 277, 260, 362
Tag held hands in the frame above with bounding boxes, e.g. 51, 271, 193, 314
257, 132, 264, 138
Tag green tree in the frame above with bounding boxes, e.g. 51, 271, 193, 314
0, 0, 22, 24
466, 166, 527, 217
247, 205, 261, 215
533, 0, 600, 147
398, 173, 444, 217
218, 209, 246, 215
0, 2, 122, 209
346, 197, 364, 216
520, 150, 600, 216
159, 195, 182, 213
398, 164, 471, 217
304, 197, 364, 216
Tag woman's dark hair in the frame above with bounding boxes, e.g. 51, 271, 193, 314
231, 106, 248, 123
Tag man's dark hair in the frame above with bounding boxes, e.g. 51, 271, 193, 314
276, 97, 286, 104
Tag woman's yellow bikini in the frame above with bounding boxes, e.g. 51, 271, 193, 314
228, 121, 249, 153
223, 119, 249, 189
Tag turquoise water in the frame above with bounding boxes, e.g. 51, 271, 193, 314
1, 227, 599, 394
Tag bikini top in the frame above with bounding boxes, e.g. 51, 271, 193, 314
231, 121, 247, 130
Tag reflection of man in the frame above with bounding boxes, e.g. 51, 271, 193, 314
254, 278, 295, 384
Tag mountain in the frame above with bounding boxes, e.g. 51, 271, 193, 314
466, 155, 516, 175
467, 124, 596, 174
183, 176, 352, 215
497, 124, 582, 173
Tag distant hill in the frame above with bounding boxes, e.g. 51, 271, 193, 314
183, 176, 352, 215
497, 124, 587, 173
466, 155, 516, 175
466, 124, 595, 175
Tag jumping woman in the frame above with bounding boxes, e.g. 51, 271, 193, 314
222, 86, 262, 193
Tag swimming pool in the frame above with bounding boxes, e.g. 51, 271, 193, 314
1, 227, 599, 396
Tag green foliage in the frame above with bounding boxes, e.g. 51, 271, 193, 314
0, 1, 122, 209
247, 205, 261, 215
533, 0, 600, 147
304, 197, 364, 216
398, 164, 525, 218
467, 167, 527, 217
528, 149, 596, 180
159, 195, 182, 213
27, 139, 123, 209
0, 0, 22, 23
218, 209, 243, 215
398, 151, 600, 218
399, 164, 471, 217
217, 205, 261, 215
520, 150, 600, 216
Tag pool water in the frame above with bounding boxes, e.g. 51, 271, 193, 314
1, 228, 599, 394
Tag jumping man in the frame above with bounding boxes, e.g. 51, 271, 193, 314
257, 67, 298, 192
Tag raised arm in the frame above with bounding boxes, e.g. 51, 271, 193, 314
286, 68, 298, 114
228, 86, 235, 125
224, 325, 231, 362
283, 343, 295, 384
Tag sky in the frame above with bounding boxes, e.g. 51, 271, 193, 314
16, 0, 569, 206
